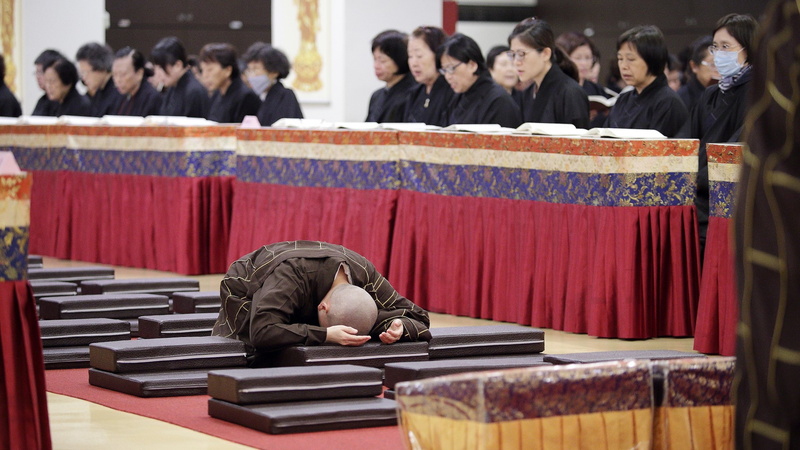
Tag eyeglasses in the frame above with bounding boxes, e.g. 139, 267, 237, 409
708, 44, 742, 55
700, 60, 716, 68
504, 50, 531, 61
438, 62, 463, 75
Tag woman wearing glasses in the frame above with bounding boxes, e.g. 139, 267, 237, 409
508, 19, 589, 128
683, 13, 758, 255
605, 25, 688, 137
437, 33, 522, 127
403, 26, 453, 127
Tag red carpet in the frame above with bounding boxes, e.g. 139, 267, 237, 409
45, 369, 406, 450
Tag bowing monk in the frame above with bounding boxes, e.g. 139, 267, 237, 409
212, 241, 431, 366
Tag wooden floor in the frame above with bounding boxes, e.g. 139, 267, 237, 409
42, 257, 696, 449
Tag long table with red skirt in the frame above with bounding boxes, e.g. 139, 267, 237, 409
694, 143, 742, 355
229, 128, 401, 274
387, 132, 701, 339
0, 124, 237, 275
0, 171, 51, 449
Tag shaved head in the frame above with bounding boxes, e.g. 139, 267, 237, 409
319, 284, 378, 335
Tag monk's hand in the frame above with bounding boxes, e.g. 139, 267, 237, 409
325, 325, 370, 346
379, 319, 404, 344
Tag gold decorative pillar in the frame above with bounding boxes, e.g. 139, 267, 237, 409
0, 0, 15, 93
292, 0, 322, 92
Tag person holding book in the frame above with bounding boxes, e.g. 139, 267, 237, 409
605, 25, 688, 138
682, 14, 758, 256
403, 26, 453, 127
508, 19, 589, 128
438, 33, 521, 127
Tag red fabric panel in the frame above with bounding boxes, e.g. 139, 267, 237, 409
226, 182, 397, 275
694, 216, 737, 355
0, 281, 52, 450
28, 170, 66, 257
29, 171, 233, 275
389, 191, 701, 338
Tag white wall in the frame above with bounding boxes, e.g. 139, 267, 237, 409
272, 0, 442, 123
20, 0, 106, 115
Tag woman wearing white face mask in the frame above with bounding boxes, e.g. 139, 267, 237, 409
243, 43, 303, 126
681, 13, 758, 256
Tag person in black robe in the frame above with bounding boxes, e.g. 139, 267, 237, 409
199, 43, 260, 123
438, 33, 521, 127
556, 30, 615, 127
677, 35, 717, 113
605, 26, 688, 137
403, 26, 453, 127
42, 58, 90, 116
681, 14, 758, 255
366, 30, 416, 123
211, 241, 431, 366
734, 3, 800, 449
0, 54, 21, 117
31, 49, 63, 116
76, 43, 124, 117
151, 37, 210, 118
242, 44, 303, 126
111, 47, 162, 117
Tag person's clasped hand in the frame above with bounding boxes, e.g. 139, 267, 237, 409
379, 319, 404, 344
325, 325, 371, 346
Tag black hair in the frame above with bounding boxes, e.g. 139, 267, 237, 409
48, 58, 79, 87
556, 31, 600, 63
486, 45, 510, 70
76, 42, 114, 72
617, 25, 669, 77
510, 17, 538, 38
0, 53, 5, 81
410, 26, 448, 67
667, 53, 683, 72
437, 33, 486, 76
371, 30, 410, 75
254, 45, 291, 79
242, 41, 269, 63
114, 46, 154, 78
713, 13, 758, 64
34, 49, 64, 70
688, 35, 713, 66
150, 36, 187, 70
199, 43, 240, 79
509, 20, 579, 82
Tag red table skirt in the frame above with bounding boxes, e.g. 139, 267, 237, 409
694, 216, 738, 355
389, 191, 701, 339
28, 170, 234, 275
226, 181, 398, 275
0, 281, 51, 450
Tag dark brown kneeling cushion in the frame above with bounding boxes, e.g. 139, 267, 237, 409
88, 368, 212, 397
172, 291, 221, 314
208, 397, 398, 434
208, 365, 383, 405
137, 313, 218, 339
89, 336, 247, 373
80, 278, 199, 296
28, 266, 115, 284
30, 281, 77, 299
383, 355, 550, 389
270, 341, 429, 368
39, 318, 131, 347
42, 346, 91, 370
427, 325, 545, 359
38, 294, 170, 320
543, 350, 705, 365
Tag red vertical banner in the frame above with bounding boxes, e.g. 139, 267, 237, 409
442, 0, 458, 35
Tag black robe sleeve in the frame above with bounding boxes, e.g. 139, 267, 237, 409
0, 84, 21, 117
